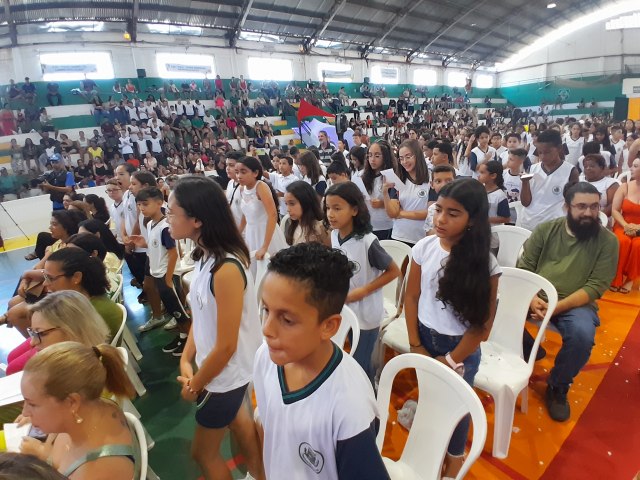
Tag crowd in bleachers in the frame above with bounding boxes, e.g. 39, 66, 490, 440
1, 67, 640, 479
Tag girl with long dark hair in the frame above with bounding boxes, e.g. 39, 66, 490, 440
283, 181, 329, 246
361, 140, 397, 240
404, 178, 500, 479
167, 176, 264, 480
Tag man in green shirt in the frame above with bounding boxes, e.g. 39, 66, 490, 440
517, 182, 618, 422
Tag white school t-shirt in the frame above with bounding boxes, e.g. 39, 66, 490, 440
391, 179, 430, 244
519, 161, 574, 231
122, 190, 146, 253
469, 145, 497, 180
271, 173, 298, 216
412, 235, 501, 336
225, 180, 243, 226
331, 231, 392, 330
563, 135, 584, 167
503, 171, 522, 203
253, 342, 387, 480
367, 175, 393, 231
189, 255, 261, 393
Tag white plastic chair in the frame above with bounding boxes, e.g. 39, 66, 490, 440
331, 305, 360, 355
511, 201, 524, 228
376, 354, 487, 480
491, 225, 532, 268
379, 240, 412, 315
474, 267, 558, 459
117, 346, 147, 397
124, 412, 148, 480
110, 303, 128, 347
110, 273, 124, 303
598, 210, 608, 228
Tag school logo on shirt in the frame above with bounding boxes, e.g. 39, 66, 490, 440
151, 238, 160, 248
417, 189, 427, 198
299, 442, 324, 473
350, 259, 361, 275
552, 185, 562, 195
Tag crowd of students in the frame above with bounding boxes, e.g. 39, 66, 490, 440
1, 81, 640, 477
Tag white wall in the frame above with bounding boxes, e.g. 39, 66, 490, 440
498, 15, 640, 86
0, 31, 496, 88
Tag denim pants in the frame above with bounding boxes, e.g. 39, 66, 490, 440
418, 323, 481, 456
548, 305, 599, 392
352, 327, 379, 382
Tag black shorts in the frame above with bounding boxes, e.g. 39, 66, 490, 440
144, 257, 151, 277
195, 383, 248, 429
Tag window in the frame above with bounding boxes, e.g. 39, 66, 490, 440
317, 62, 352, 82
248, 57, 293, 81
371, 65, 398, 85
447, 71, 467, 88
476, 73, 494, 89
40, 52, 114, 81
413, 69, 437, 86
156, 52, 214, 79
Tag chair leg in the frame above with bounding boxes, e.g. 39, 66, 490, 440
146, 467, 161, 480
520, 387, 528, 414
124, 327, 143, 361
491, 389, 517, 459
126, 360, 147, 397
129, 354, 142, 373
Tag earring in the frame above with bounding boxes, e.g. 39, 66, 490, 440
72, 411, 83, 424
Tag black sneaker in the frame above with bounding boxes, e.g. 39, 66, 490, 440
172, 340, 185, 357
137, 292, 147, 304
545, 385, 570, 422
162, 336, 182, 353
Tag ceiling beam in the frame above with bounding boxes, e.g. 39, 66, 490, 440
376, 0, 425, 46
3, 0, 16, 47
229, 0, 255, 47
129, 0, 139, 42
302, 0, 347, 53
406, 0, 488, 62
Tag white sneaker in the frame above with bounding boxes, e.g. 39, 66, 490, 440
138, 316, 168, 332
163, 318, 178, 330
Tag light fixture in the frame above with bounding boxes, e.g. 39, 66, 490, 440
547, 3, 557, 8
471, 23, 477, 26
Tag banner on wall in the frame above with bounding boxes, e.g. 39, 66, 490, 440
41, 63, 97, 74
164, 63, 211, 74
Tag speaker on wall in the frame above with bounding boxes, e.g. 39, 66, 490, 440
137, 68, 146, 79
612, 96, 629, 122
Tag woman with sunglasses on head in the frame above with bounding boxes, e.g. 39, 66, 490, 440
4, 290, 109, 376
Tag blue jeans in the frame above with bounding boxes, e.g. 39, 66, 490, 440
351, 327, 379, 382
418, 323, 481, 456
548, 305, 599, 392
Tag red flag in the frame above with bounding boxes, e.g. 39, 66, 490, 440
296, 99, 335, 123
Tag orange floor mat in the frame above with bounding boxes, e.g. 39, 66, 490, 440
382, 291, 640, 479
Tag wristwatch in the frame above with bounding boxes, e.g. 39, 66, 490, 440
445, 353, 465, 376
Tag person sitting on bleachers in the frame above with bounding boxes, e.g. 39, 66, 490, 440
517, 182, 618, 422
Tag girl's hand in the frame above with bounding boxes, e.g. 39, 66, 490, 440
382, 179, 395, 193
485, 151, 495, 162
179, 361, 194, 380
128, 235, 146, 248
14, 414, 30, 426
370, 198, 384, 208
469, 134, 476, 143
346, 287, 368, 303
176, 376, 198, 402
255, 246, 268, 260
409, 344, 429, 356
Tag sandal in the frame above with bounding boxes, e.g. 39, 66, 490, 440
609, 286, 620, 293
619, 287, 631, 294
24, 252, 38, 261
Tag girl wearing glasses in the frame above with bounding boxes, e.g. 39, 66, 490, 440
5, 291, 109, 376
361, 140, 398, 241
382, 139, 430, 246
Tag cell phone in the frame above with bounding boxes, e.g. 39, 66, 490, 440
28, 425, 47, 442
520, 173, 534, 180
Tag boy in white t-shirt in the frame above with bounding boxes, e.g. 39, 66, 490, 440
491, 132, 507, 159
254, 243, 389, 480
424, 165, 456, 235
500, 133, 522, 167
267, 155, 298, 217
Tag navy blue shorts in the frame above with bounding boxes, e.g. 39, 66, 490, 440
195, 383, 248, 429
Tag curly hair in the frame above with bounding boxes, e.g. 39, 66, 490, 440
267, 243, 354, 320
436, 179, 492, 331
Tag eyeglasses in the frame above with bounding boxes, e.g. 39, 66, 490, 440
570, 203, 600, 213
26, 327, 59, 345
43, 272, 67, 283
398, 154, 415, 162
